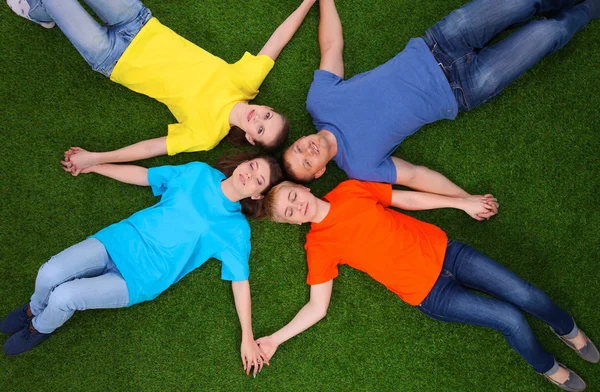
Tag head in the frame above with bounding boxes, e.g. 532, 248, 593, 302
282, 134, 332, 183
216, 151, 284, 219
263, 181, 319, 225
227, 105, 290, 151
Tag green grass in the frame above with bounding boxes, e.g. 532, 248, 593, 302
1, 0, 599, 391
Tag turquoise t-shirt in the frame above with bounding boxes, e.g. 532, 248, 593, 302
92, 162, 251, 306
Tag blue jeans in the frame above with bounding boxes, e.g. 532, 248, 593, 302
418, 240, 576, 374
423, 0, 592, 110
29, 238, 129, 334
27, 0, 152, 76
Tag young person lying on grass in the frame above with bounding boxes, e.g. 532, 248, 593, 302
7, 0, 317, 174
257, 181, 598, 391
283, 0, 599, 194
0, 151, 282, 376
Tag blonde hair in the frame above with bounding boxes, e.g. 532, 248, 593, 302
263, 181, 297, 222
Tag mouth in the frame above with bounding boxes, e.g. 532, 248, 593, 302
247, 109, 255, 122
310, 141, 319, 155
304, 202, 308, 216
238, 173, 245, 186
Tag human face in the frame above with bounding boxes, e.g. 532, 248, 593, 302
244, 105, 284, 148
231, 158, 272, 199
283, 134, 330, 182
272, 184, 318, 224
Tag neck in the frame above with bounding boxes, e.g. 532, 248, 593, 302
220, 177, 245, 203
318, 129, 338, 158
229, 102, 247, 129
312, 198, 331, 223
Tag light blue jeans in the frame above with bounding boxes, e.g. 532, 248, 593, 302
30, 238, 129, 334
27, 0, 152, 76
423, 0, 592, 110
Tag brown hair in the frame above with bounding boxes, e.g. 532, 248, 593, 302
281, 149, 312, 184
226, 111, 290, 151
262, 181, 296, 222
215, 150, 284, 220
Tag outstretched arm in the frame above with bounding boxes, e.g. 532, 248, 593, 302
258, 0, 317, 61
232, 280, 269, 377
77, 164, 149, 186
62, 137, 168, 176
392, 156, 470, 198
318, 0, 344, 78
256, 280, 333, 361
391, 190, 498, 221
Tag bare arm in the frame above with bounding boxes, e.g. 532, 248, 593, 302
318, 0, 344, 78
258, 0, 317, 61
62, 137, 168, 176
232, 280, 268, 377
85, 164, 149, 186
392, 156, 470, 198
256, 280, 333, 361
391, 190, 498, 221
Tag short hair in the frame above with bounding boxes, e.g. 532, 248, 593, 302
281, 149, 312, 184
263, 181, 297, 222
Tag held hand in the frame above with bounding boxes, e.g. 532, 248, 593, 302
240, 338, 269, 377
61, 147, 97, 176
255, 336, 280, 361
463, 194, 499, 221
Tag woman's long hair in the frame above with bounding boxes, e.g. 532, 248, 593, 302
215, 150, 284, 219
226, 111, 290, 151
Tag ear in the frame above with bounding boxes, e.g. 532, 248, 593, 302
251, 194, 264, 200
314, 166, 326, 179
245, 132, 256, 145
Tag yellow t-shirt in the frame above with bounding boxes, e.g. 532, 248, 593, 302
110, 18, 275, 155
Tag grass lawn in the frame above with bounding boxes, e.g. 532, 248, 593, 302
1, 0, 599, 391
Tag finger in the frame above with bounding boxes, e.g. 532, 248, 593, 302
259, 349, 270, 366
72, 147, 82, 152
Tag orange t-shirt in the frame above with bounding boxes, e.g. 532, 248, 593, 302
305, 180, 448, 306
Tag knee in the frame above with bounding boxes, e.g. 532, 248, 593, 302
498, 306, 529, 336
46, 284, 77, 312
35, 258, 65, 289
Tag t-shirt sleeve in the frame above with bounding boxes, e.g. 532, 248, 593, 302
305, 244, 339, 285
306, 70, 343, 128
166, 123, 221, 155
147, 164, 189, 196
339, 180, 392, 207
217, 235, 251, 282
230, 52, 275, 91
367, 157, 398, 185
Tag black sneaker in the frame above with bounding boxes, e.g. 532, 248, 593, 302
0, 304, 33, 334
3, 323, 52, 355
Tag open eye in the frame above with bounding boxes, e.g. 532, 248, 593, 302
266, 112, 272, 119
258, 126, 264, 135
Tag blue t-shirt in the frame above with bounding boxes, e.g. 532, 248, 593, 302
306, 37, 458, 183
92, 162, 251, 306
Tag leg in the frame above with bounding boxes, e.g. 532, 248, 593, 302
83, 0, 145, 27
419, 266, 556, 373
425, 0, 578, 64
18, 0, 150, 76
444, 240, 575, 336
30, 238, 115, 317
32, 270, 129, 333
25, 0, 145, 27
457, 4, 592, 109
